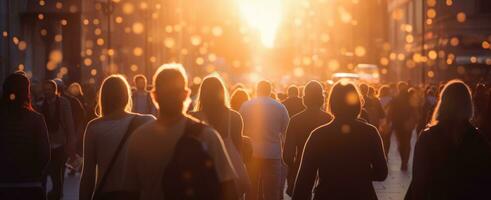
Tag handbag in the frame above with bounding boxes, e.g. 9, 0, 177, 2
92, 116, 141, 200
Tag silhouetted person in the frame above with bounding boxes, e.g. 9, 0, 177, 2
378, 85, 393, 156
405, 80, 491, 200
360, 84, 385, 127
0, 73, 50, 200
240, 80, 289, 200
79, 75, 155, 200
293, 80, 387, 200
283, 80, 332, 196
481, 89, 491, 143
40, 80, 76, 200
388, 81, 416, 170
282, 85, 305, 117
124, 64, 237, 200
131, 74, 157, 115
190, 76, 250, 196
231, 88, 250, 112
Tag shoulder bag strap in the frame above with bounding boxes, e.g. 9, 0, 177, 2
94, 115, 139, 196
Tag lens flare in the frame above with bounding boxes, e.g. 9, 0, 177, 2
238, 0, 282, 48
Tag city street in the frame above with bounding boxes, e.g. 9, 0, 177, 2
60, 132, 416, 200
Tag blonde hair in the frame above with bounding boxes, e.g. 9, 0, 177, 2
430, 79, 473, 126
96, 74, 133, 117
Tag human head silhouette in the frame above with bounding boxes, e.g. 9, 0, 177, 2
256, 80, 272, 97
152, 63, 190, 117
1, 73, 32, 110
303, 80, 324, 109
196, 76, 229, 111
97, 75, 132, 117
328, 80, 362, 119
287, 85, 299, 98
430, 80, 473, 125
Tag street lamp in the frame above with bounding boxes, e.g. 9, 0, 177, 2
98, 0, 116, 68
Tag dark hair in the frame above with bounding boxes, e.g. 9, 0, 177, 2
328, 80, 362, 119
287, 85, 299, 97
97, 75, 132, 117
303, 80, 324, 108
230, 88, 250, 111
257, 80, 272, 97
378, 85, 391, 98
152, 63, 189, 115
195, 76, 229, 111
1, 73, 32, 111
133, 74, 147, 83
430, 80, 473, 125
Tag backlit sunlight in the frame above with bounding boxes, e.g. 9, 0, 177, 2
237, 0, 283, 48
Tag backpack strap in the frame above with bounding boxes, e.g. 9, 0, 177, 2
183, 118, 206, 139
93, 115, 140, 197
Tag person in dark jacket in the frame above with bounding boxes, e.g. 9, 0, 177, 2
283, 80, 332, 196
405, 80, 491, 200
0, 73, 50, 200
282, 85, 305, 117
293, 80, 388, 200
387, 81, 417, 171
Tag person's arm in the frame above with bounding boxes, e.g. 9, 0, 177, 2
79, 121, 97, 200
282, 120, 296, 167
204, 128, 239, 199
280, 104, 290, 144
231, 112, 243, 154
292, 132, 318, 200
368, 126, 388, 181
35, 115, 51, 176
61, 98, 77, 155
406, 133, 431, 200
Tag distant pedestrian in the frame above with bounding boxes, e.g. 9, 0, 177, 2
240, 80, 289, 200
282, 85, 305, 117
79, 75, 155, 200
405, 80, 491, 199
131, 74, 157, 116
388, 82, 417, 171
0, 73, 50, 200
231, 88, 250, 112
293, 80, 387, 200
40, 80, 76, 200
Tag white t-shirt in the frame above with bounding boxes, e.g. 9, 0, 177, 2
124, 116, 237, 200
81, 114, 155, 194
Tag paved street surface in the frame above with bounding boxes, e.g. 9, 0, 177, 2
60, 132, 416, 200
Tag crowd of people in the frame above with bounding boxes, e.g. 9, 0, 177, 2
1, 63, 491, 200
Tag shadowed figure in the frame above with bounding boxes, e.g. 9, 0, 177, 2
283, 80, 332, 197
0, 73, 50, 200
293, 80, 388, 200
405, 80, 491, 200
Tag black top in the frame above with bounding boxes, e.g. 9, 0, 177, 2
283, 108, 332, 169
0, 107, 50, 183
293, 118, 388, 200
282, 97, 305, 117
405, 121, 491, 200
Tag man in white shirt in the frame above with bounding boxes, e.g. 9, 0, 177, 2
240, 81, 290, 200
124, 64, 237, 200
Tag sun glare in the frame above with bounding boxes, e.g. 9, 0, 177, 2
238, 0, 283, 48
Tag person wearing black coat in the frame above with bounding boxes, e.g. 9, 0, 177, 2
293, 80, 388, 200
406, 80, 491, 200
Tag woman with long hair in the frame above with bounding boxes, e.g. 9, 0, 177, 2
293, 80, 387, 200
230, 88, 250, 112
79, 75, 155, 200
0, 73, 50, 200
190, 76, 250, 197
405, 80, 491, 199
